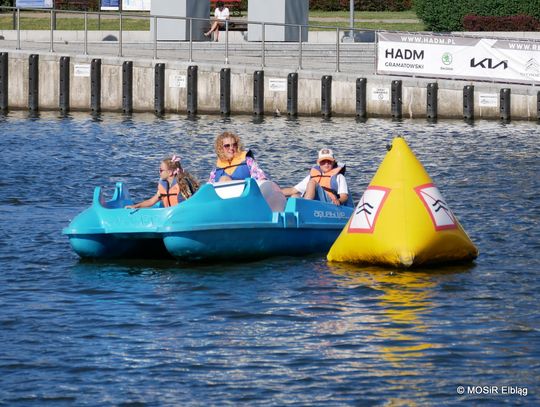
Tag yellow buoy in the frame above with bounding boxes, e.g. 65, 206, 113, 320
327, 137, 478, 267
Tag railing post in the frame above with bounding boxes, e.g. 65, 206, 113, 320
16, 8, 20, 50
261, 22, 265, 68
118, 11, 123, 57
225, 19, 229, 65
84, 12, 88, 55
298, 24, 302, 70
188, 18, 193, 63
49, 9, 54, 53
153, 16, 158, 59
335, 27, 340, 72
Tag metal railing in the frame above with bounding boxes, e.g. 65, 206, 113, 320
0, 6, 377, 74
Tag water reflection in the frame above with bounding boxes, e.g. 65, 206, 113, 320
327, 263, 471, 367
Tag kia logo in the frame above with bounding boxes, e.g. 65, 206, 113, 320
470, 58, 508, 70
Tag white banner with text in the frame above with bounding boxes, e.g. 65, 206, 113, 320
376, 32, 540, 84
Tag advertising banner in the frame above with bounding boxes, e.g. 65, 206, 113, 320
122, 0, 150, 11
377, 32, 540, 84
16, 0, 53, 8
101, 0, 120, 10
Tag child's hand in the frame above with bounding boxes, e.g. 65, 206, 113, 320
331, 195, 341, 206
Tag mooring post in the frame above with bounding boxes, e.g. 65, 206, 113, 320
59, 56, 70, 114
500, 88, 511, 122
287, 72, 298, 117
463, 85, 474, 121
356, 78, 367, 119
253, 70, 264, 116
154, 63, 165, 116
426, 82, 438, 120
28, 54, 39, 112
321, 75, 332, 118
90, 58, 101, 114
220, 68, 231, 116
391, 80, 402, 119
122, 61, 133, 114
0, 52, 8, 111
187, 65, 198, 116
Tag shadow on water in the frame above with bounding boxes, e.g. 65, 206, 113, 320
251, 115, 265, 125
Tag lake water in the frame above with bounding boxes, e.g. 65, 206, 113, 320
0, 111, 538, 405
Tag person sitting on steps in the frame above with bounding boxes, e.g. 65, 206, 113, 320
204, 1, 230, 42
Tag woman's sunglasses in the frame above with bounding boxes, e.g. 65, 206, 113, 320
223, 142, 238, 149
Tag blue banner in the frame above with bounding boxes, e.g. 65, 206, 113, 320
16, 0, 53, 8
101, 0, 120, 10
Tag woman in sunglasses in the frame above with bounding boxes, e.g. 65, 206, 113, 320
209, 132, 268, 183
281, 148, 351, 206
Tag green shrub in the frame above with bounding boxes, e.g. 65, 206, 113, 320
309, 0, 412, 12
414, 0, 540, 32
463, 14, 540, 31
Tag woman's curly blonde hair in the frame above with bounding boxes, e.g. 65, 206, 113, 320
214, 131, 244, 162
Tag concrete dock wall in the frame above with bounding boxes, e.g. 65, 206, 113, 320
1, 51, 539, 120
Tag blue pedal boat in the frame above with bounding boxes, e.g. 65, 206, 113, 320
63, 178, 353, 261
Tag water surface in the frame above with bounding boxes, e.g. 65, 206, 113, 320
0, 112, 538, 405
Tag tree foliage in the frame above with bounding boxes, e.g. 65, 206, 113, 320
414, 0, 540, 31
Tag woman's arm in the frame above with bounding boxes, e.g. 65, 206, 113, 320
246, 157, 268, 180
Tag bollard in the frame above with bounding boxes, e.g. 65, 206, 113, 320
391, 80, 402, 119
537, 91, 540, 121
28, 54, 39, 112
253, 70, 264, 116
154, 63, 165, 115
220, 68, 231, 116
0, 52, 7, 111
463, 85, 474, 120
90, 58, 101, 114
287, 72, 298, 117
59, 56, 70, 114
500, 88, 511, 121
187, 65, 198, 116
356, 78, 367, 118
426, 82, 438, 120
321, 75, 332, 118
122, 61, 133, 114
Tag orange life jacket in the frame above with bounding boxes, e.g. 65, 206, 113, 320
158, 179, 180, 207
309, 165, 346, 200
214, 150, 252, 180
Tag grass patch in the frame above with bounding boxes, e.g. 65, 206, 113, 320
309, 10, 418, 20
309, 21, 425, 31
0, 10, 420, 31
0, 16, 150, 30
